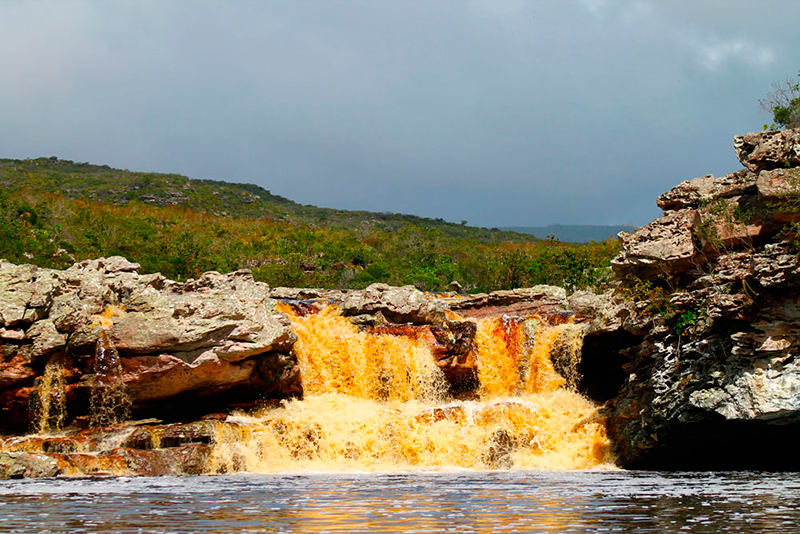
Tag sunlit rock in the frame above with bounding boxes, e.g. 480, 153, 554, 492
734, 128, 800, 172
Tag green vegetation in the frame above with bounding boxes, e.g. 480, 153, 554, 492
760, 70, 800, 130
0, 157, 619, 292
0, 157, 534, 243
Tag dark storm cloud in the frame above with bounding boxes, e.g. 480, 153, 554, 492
1, 0, 799, 227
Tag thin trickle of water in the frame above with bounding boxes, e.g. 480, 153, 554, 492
208, 306, 613, 473
31, 359, 67, 434
90, 331, 131, 427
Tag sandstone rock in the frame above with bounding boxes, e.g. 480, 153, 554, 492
756, 168, 800, 225
611, 210, 702, 280
445, 285, 568, 319
340, 283, 445, 324
753, 243, 800, 287
0, 451, 26, 479
656, 170, 756, 211
0, 350, 35, 390
267, 287, 347, 302
0, 451, 60, 479
568, 290, 631, 335
111, 271, 294, 360
0, 418, 231, 476
696, 195, 766, 251
107, 444, 211, 476
734, 128, 800, 172
0, 258, 299, 432
605, 129, 800, 469
0, 263, 58, 327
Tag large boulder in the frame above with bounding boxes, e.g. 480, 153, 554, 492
734, 128, 800, 172
0, 258, 299, 432
340, 283, 446, 324
611, 210, 702, 280
656, 170, 757, 211
0, 451, 59, 479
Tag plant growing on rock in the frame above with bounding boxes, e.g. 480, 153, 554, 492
760, 70, 800, 129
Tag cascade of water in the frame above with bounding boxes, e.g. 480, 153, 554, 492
30, 358, 67, 434
207, 306, 614, 473
90, 331, 131, 427
546, 323, 585, 390
287, 304, 446, 402
473, 316, 577, 398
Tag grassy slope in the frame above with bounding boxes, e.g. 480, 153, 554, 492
0, 157, 618, 292
0, 157, 534, 244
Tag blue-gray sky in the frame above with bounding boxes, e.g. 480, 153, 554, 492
1, 1, 798, 228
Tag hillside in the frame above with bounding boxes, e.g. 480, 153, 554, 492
0, 157, 618, 292
0, 157, 536, 244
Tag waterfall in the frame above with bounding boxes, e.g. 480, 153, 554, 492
31, 358, 67, 434
89, 331, 131, 427
207, 305, 613, 473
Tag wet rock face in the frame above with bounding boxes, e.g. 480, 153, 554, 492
606, 128, 800, 469
369, 321, 479, 395
0, 420, 218, 477
0, 258, 298, 432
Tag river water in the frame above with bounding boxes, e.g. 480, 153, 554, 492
2, 470, 799, 533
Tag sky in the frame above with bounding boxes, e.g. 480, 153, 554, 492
1, 1, 799, 228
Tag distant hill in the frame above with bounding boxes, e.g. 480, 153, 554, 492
0, 157, 537, 244
501, 224, 636, 243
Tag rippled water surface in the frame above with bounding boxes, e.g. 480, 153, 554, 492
2, 470, 800, 533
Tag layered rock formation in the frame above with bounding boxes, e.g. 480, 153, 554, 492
1, 266, 587, 477
0, 257, 300, 433
605, 127, 800, 469
0, 263, 576, 431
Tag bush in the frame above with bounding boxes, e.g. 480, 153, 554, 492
760, 70, 800, 129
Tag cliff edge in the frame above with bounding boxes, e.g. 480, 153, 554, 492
605, 128, 800, 469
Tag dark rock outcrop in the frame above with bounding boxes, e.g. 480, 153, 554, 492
606, 128, 800, 470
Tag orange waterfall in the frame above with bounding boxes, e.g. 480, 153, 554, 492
207, 304, 614, 472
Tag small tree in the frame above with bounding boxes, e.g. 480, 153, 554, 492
760, 70, 800, 129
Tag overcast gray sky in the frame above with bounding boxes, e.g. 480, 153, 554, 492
1, 1, 798, 228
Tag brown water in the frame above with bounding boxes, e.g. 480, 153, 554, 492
89, 330, 131, 427
31, 359, 67, 434
207, 306, 612, 473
